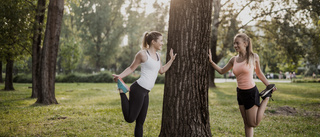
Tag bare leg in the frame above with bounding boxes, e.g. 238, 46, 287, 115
239, 105, 254, 137
246, 97, 270, 127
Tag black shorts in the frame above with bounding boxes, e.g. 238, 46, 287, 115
237, 86, 261, 110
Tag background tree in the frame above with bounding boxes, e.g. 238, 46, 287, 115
117, 0, 169, 72
31, 0, 46, 98
36, 0, 64, 104
58, 4, 81, 74
0, 0, 34, 90
209, 0, 264, 87
297, 0, 320, 75
72, 0, 125, 73
254, 0, 320, 75
116, 0, 147, 72
0, 61, 3, 83
159, 0, 213, 136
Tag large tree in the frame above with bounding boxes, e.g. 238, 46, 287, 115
31, 0, 46, 98
36, 0, 64, 104
159, 0, 213, 136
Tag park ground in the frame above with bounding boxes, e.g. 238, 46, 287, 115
0, 82, 319, 136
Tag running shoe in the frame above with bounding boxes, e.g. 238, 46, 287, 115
117, 78, 130, 93
260, 84, 275, 100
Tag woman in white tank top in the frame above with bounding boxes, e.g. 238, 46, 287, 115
112, 31, 177, 137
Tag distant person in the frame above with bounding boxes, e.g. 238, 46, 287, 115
112, 31, 177, 137
293, 72, 296, 79
313, 72, 316, 79
266, 73, 270, 79
279, 71, 283, 79
208, 33, 277, 137
286, 72, 290, 79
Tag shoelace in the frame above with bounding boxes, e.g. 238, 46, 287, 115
269, 96, 274, 101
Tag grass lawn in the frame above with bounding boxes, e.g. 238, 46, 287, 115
0, 82, 319, 136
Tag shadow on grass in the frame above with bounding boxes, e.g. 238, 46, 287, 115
210, 87, 237, 105
0, 97, 35, 105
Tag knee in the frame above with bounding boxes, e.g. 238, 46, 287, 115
247, 122, 259, 127
125, 117, 135, 123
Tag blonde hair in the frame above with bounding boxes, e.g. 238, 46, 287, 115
142, 31, 162, 49
234, 33, 255, 67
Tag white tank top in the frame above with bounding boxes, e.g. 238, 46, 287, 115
136, 50, 161, 90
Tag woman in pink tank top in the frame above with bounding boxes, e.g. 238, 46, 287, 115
208, 33, 277, 137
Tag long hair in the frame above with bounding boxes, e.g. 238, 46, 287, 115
142, 31, 162, 49
234, 33, 255, 67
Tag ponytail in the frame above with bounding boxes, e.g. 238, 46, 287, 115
246, 37, 255, 68
142, 32, 149, 49
141, 31, 162, 50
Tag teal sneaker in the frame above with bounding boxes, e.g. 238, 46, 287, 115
117, 78, 130, 93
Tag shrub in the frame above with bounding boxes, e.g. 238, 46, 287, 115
55, 72, 114, 83
292, 78, 320, 83
13, 74, 32, 83
155, 75, 165, 83
12, 72, 167, 84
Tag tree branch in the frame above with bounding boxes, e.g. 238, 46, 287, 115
239, 8, 294, 29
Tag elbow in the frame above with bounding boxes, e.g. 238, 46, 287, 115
217, 70, 224, 75
159, 69, 165, 75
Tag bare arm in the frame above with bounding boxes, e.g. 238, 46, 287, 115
112, 51, 146, 81
208, 50, 234, 74
254, 53, 270, 86
159, 48, 177, 74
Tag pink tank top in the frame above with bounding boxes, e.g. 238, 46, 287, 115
232, 57, 255, 90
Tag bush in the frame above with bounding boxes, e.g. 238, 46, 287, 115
292, 78, 320, 83
56, 72, 115, 83
155, 75, 165, 83
122, 75, 139, 83
11, 72, 170, 84
13, 74, 32, 83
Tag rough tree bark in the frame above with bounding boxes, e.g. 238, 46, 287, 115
159, 0, 213, 136
0, 61, 3, 83
4, 58, 14, 90
36, 0, 64, 104
31, 0, 46, 98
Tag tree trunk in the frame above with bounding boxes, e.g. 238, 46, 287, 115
0, 61, 3, 83
31, 0, 46, 98
4, 58, 14, 91
159, 0, 213, 136
36, 0, 64, 105
209, 0, 221, 87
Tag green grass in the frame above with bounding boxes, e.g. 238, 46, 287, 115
0, 82, 319, 136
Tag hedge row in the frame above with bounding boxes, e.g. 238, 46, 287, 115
292, 78, 320, 83
12, 72, 165, 84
